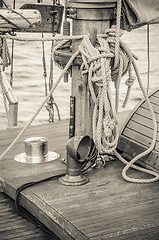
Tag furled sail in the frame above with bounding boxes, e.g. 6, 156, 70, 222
121, 0, 159, 30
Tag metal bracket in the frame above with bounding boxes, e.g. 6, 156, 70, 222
20, 4, 64, 33
68, 7, 77, 19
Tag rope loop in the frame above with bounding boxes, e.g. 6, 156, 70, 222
125, 76, 135, 87
88, 52, 114, 64
77, 30, 137, 155
79, 33, 120, 154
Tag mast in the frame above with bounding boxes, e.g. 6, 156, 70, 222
67, 0, 116, 137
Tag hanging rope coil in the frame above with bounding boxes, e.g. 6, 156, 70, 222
79, 30, 136, 154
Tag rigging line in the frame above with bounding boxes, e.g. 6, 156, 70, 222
49, 0, 56, 90
147, 24, 150, 94
11, 9, 33, 28
48, 39, 61, 122
0, 7, 33, 29
49, 0, 56, 91
52, 0, 56, 33
41, 32, 48, 96
47, 0, 60, 122
0, 1, 8, 8
2, 1, 8, 8
0, 49, 79, 162
0, 13, 19, 28
10, 33, 14, 87
10, 0, 16, 87
49, 40, 54, 91
12, 0, 16, 9
114, 0, 121, 69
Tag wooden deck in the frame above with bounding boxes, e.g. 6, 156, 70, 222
0, 111, 159, 240
0, 192, 58, 240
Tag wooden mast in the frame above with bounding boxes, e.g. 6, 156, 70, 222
66, 0, 116, 137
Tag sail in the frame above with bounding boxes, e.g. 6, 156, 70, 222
121, 0, 159, 30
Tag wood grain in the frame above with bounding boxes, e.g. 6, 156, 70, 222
1, 112, 158, 240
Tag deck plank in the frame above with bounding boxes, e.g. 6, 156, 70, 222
0, 192, 58, 240
0, 112, 159, 240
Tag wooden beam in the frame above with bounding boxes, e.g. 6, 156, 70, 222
1, 70, 18, 127
0, 9, 41, 30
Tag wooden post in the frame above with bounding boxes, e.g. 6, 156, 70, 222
66, 0, 116, 137
9, 103, 18, 127
1, 70, 18, 127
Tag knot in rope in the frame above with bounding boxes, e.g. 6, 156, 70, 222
125, 76, 135, 87
88, 52, 114, 64
103, 119, 116, 138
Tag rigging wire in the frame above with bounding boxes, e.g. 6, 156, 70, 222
45, 0, 61, 122
10, 0, 16, 87
147, 24, 150, 93
1, 1, 8, 8
41, 32, 48, 96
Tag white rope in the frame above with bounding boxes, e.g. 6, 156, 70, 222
79, 31, 133, 155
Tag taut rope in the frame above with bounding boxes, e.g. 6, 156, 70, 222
0, 50, 79, 161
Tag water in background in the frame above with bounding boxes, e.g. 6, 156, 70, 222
0, 24, 159, 129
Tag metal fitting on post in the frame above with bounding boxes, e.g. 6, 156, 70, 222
59, 135, 91, 186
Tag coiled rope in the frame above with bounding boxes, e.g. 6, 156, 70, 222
0, 28, 158, 183
79, 29, 136, 155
